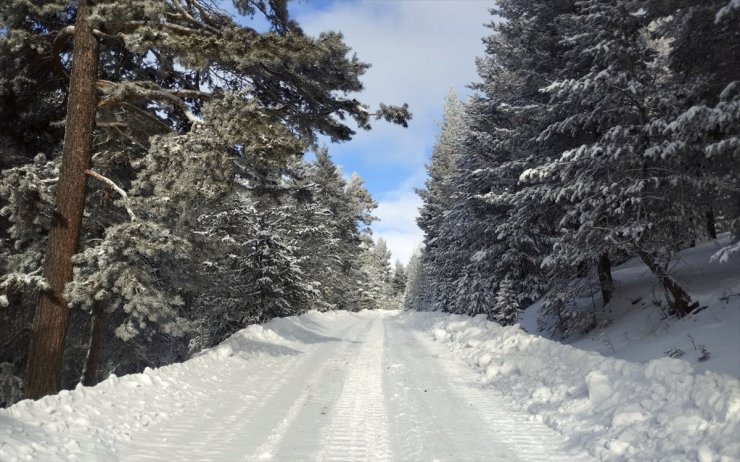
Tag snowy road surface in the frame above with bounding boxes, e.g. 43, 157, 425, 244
5, 310, 736, 461
115, 311, 591, 462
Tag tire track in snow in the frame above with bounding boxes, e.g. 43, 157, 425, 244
116, 312, 593, 462
383, 319, 522, 461
399, 318, 594, 462
118, 316, 359, 462
382, 321, 433, 461
118, 353, 305, 462
245, 318, 372, 461
317, 317, 392, 462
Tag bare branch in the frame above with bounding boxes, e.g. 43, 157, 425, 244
52, 26, 75, 81
84, 170, 138, 221
168, 0, 220, 34
121, 102, 175, 133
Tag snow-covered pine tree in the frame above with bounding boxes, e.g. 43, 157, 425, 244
402, 249, 425, 311
457, 0, 577, 322
648, 1, 740, 262
391, 260, 407, 297
359, 238, 393, 310
523, 0, 700, 318
454, 266, 496, 317
1, 0, 411, 400
244, 213, 317, 323
64, 222, 192, 385
293, 150, 373, 311
493, 277, 519, 326
416, 88, 468, 312
342, 173, 382, 311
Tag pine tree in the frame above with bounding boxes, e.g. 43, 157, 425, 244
416, 88, 468, 312
1, 0, 411, 399
402, 249, 425, 311
245, 215, 317, 322
360, 238, 393, 310
391, 260, 407, 297
294, 150, 370, 311
493, 277, 519, 326
653, 1, 740, 262
523, 0, 700, 317
26, 0, 100, 399
452, 0, 576, 321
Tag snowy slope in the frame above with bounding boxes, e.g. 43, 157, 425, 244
520, 234, 740, 378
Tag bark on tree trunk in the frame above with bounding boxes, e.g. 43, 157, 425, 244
25, 0, 99, 399
81, 303, 104, 387
634, 246, 697, 317
596, 252, 614, 306
705, 209, 717, 240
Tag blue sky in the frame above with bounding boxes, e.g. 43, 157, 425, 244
238, 0, 493, 262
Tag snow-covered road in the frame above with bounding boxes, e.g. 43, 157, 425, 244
3, 310, 737, 461
117, 311, 591, 462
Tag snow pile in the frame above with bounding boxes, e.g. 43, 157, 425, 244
0, 310, 352, 462
402, 312, 740, 462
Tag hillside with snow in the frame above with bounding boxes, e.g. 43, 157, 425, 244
521, 234, 740, 379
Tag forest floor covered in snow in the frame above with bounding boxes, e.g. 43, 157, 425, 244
1, 309, 738, 461
521, 234, 740, 379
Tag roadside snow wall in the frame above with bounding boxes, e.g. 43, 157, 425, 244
402, 312, 740, 462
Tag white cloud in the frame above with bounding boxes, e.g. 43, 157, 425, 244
371, 169, 428, 263
293, 0, 491, 262
296, 0, 489, 161
374, 188, 424, 265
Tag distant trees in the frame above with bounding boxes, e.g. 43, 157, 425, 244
0, 0, 410, 402
358, 238, 395, 310
409, 0, 739, 334
416, 89, 467, 312
402, 250, 427, 312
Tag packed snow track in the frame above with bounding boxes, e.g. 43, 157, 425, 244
0, 311, 593, 462
119, 312, 590, 462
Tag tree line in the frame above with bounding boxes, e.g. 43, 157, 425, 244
0, 0, 410, 406
406, 0, 739, 335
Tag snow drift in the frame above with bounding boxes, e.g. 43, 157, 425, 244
401, 312, 740, 461
0, 311, 354, 462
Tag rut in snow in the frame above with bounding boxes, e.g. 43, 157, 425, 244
116, 312, 591, 462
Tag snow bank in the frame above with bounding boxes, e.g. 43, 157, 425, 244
0, 310, 353, 462
402, 312, 740, 462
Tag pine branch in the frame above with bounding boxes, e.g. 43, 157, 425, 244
98, 82, 210, 125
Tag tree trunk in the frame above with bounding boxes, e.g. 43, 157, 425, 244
25, 0, 99, 399
705, 209, 717, 239
634, 246, 697, 317
81, 303, 105, 387
596, 252, 614, 306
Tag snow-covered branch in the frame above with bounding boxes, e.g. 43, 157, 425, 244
84, 169, 137, 221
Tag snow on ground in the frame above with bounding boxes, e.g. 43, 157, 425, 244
0, 310, 355, 462
403, 311, 740, 462
1, 308, 737, 461
1, 310, 592, 462
520, 234, 740, 378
